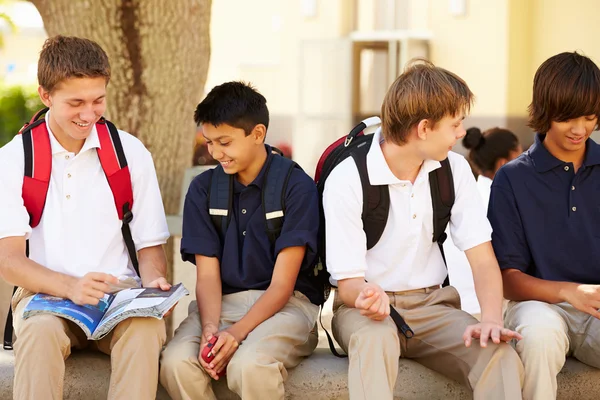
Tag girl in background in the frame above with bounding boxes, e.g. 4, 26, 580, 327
445, 127, 522, 318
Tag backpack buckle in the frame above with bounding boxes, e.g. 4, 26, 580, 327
344, 137, 353, 147
123, 210, 133, 224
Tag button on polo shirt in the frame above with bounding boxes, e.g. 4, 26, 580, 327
489, 134, 600, 284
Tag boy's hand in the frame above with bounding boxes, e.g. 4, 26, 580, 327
355, 283, 390, 321
202, 325, 246, 379
560, 284, 600, 319
462, 321, 522, 348
145, 277, 175, 316
68, 272, 118, 306
145, 277, 172, 291
198, 323, 220, 376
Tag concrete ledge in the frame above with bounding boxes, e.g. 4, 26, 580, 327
1, 348, 599, 399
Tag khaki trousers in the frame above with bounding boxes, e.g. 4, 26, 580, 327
11, 287, 166, 400
505, 300, 600, 400
159, 290, 319, 400
332, 285, 524, 400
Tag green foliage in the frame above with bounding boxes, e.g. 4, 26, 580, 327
0, 85, 44, 147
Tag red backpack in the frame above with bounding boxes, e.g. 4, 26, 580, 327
3, 108, 138, 350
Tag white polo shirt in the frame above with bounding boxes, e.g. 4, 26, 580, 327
0, 112, 169, 279
323, 127, 491, 291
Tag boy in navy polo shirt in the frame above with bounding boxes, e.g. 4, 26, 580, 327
489, 52, 600, 400
160, 81, 321, 400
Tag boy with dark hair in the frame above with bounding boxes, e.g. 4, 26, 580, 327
323, 60, 524, 400
489, 51, 600, 400
160, 81, 321, 400
0, 35, 170, 399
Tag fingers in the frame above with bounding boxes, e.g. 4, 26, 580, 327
463, 324, 482, 347
87, 272, 118, 284
586, 307, 600, 320
207, 334, 238, 373
499, 328, 522, 342
490, 326, 501, 345
356, 290, 380, 311
159, 279, 172, 291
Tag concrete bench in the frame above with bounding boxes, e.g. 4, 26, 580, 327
1, 295, 599, 399
1, 334, 599, 399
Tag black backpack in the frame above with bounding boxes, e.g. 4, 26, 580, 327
313, 117, 455, 355
207, 148, 328, 305
314, 117, 455, 286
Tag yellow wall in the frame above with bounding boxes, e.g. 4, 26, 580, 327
530, 0, 600, 78
429, 0, 509, 117
207, 0, 351, 115
506, 0, 533, 117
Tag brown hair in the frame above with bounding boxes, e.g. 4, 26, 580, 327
528, 52, 600, 133
463, 127, 520, 176
38, 35, 111, 92
380, 59, 474, 144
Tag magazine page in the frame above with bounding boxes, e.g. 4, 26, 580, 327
22, 293, 115, 339
92, 283, 188, 340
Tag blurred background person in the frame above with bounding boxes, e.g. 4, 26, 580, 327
445, 127, 522, 318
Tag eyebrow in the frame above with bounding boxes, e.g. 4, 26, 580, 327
202, 134, 231, 141
66, 95, 106, 102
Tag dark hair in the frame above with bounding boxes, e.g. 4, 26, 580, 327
38, 35, 110, 93
528, 52, 600, 133
381, 59, 473, 144
463, 127, 520, 175
194, 81, 269, 135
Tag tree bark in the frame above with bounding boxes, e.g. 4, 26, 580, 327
29, 0, 211, 216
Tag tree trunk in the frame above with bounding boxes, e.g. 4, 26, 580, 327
29, 0, 211, 216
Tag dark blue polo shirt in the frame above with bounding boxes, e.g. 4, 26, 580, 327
489, 134, 600, 284
181, 146, 322, 305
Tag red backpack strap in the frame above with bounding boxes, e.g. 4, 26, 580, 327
20, 114, 52, 228
96, 119, 139, 275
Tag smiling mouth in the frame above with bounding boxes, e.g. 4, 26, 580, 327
73, 121, 91, 127
220, 160, 233, 167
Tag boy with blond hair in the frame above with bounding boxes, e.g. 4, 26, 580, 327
323, 61, 524, 399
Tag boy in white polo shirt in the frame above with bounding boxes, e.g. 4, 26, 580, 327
0, 35, 170, 399
323, 60, 524, 400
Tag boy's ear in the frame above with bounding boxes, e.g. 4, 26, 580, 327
416, 119, 430, 140
38, 86, 52, 107
252, 124, 267, 143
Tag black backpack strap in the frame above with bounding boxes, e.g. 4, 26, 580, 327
262, 155, 297, 246
4, 240, 31, 350
3, 285, 18, 350
208, 166, 233, 242
103, 120, 139, 277
428, 158, 455, 286
350, 139, 390, 250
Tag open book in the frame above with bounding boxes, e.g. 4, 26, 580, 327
22, 283, 189, 340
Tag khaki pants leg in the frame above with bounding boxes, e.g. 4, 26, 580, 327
159, 305, 224, 400
94, 317, 166, 400
504, 300, 570, 400
554, 302, 600, 370
160, 290, 318, 400
398, 286, 523, 400
226, 291, 319, 400
160, 291, 248, 400
331, 293, 401, 400
12, 288, 88, 400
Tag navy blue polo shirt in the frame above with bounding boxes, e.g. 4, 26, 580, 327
489, 134, 600, 284
181, 146, 322, 305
